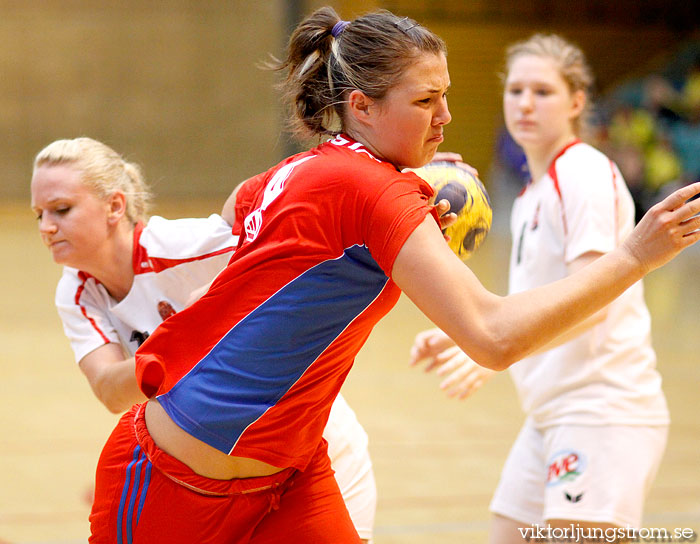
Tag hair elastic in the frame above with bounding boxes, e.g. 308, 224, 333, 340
393, 17, 420, 33
331, 20, 350, 38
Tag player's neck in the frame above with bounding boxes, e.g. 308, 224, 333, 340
524, 134, 578, 182
86, 225, 135, 302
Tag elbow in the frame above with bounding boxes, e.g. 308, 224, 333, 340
462, 330, 524, 372
472, 351, 514, 372
96, 388, 128, 414
91, 377, 129, 414
482, 357, 511, 372
103, 398, 126, 414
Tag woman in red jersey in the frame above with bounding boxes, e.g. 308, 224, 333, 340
88, 8, 700, 544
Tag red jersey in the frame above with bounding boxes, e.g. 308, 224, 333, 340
135, 135, 437, 470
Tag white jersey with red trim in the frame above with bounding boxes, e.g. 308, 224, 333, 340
508, 142, 669, 427
55, 214, 236, 362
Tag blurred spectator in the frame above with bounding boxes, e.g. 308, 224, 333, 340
679, 56, 700, 121
489, 126, 530, 231
608, 104, 656, 150
495, 126, 529, 185
644, 134, 683, 192
596, 41, 700, 220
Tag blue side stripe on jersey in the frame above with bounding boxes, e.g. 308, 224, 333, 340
117, 445, 141, 544
136, 459, 152, 523
125, 450, 148, 544
158, 245, 388, 454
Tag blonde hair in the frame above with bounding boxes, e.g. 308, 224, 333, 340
33, 137, 152, 224
274, 6, 446, 140
504, 34, 594, 136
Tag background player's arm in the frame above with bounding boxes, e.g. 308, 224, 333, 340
78, 344, 147, 413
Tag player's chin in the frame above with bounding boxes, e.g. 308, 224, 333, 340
414, 146, 440, 169
50, 247, 72, 265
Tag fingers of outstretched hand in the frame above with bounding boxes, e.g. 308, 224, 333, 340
662, 181, 700, 211
423, 346, 460, 375
626, 182, 700, 272
440, 363, 486, 399
434, 347, 468, 375
444, 364, 495, 399
409, 328, 451, 366
425, 345, 461, 373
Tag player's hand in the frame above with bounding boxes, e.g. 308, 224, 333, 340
623, 181, 700, 274
409, 327, 457, 372
433, 346, 496, 400
430, 152, 479, 238
434, 198, 457, 233
432, 152, 480, 178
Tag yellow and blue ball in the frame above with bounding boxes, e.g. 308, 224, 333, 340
412, 161, 492, 261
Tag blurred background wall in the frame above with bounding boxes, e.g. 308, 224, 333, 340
1, 0, 697, 203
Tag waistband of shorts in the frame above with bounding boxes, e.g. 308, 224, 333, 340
131, 403, 296, 497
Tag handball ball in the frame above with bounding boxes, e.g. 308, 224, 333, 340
412, 161, 492, 260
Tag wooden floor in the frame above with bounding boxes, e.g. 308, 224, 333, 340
1, 199, 698, 543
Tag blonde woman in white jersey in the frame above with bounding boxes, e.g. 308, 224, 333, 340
411, 34, 672, 541
30, 137, 377, 542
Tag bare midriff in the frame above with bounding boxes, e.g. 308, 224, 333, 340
144, 399, 285, 480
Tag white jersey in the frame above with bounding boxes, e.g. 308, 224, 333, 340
508, 142, 669, 427
56, 214, 237, 361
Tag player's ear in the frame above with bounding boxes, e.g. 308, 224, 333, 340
347, 90, 375, 126
106, 191, 127, 225
570, 89, 586, 120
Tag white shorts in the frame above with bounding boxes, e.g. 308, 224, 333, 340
489, 419, 668, 528
323, 394, 376, 540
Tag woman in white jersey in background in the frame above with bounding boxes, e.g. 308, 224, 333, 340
30, 136, 377, 542
411, 34, 671, 541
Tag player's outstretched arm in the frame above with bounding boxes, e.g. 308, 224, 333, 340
78, 344, 148, 413
392, 182, 700, 371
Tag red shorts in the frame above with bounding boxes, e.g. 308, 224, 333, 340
89, 403, 360, 544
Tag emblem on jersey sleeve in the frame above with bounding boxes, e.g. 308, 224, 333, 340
244, 209, 263, 242
243, 155, 316, 243
157, 301, 176, 321
546, 449, 586, 486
